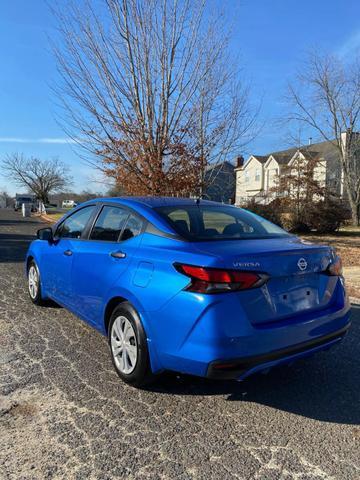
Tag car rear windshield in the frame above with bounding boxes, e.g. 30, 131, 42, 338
154, 205, 289, 241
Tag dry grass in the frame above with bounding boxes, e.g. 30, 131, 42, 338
301, 228, 360, 267
347, 284, 360, 299
43, 212, 63, 222
302, 226, 360, 298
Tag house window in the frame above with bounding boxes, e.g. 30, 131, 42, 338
244, 171, 250, 183
268, 168, 279, 179
255, 169, 261, 181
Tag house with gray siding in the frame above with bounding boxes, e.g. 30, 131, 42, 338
204, 161, 235, 203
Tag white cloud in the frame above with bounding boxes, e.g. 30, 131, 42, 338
38, 138, 78, 144
337, 30, 360, 58
0, 137, 78, 144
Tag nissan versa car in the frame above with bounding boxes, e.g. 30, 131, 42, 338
26, 197, 351, 387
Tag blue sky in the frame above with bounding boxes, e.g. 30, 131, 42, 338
0, 0, 360, 195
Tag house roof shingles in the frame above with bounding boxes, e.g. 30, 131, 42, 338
252, 155, 268, 164
240, 140, 340, 169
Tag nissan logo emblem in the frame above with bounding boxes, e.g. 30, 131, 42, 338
297, 258, 308, 271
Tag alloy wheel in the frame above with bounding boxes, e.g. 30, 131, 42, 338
110, 316, 138, 374
28, 265, 39, 300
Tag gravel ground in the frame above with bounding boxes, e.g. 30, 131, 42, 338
0, 208, 359, 480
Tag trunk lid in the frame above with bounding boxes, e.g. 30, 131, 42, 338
194, 236, 337, 324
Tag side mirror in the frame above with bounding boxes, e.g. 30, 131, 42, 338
37, 227, 53, 242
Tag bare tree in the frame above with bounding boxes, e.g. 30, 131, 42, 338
287, 51, 360, 224
190, 58, 258, 197
53, 0, 257, 196
0, 189, 12, 207
1, 154, 72, 204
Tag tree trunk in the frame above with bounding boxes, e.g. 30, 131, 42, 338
40, 194, 49, 205
354, 205, 360, 226
344, 181, 360, 226
348, 194, 359, 226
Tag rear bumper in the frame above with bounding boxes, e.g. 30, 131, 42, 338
153, 298, 351, 378
150, 278, 351, 378
206, 323, 350, 380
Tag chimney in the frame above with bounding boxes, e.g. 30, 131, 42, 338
236, 155, 244, 168
308, 137, 312, 146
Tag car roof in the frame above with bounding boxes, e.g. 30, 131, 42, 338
92, 196, 220, 208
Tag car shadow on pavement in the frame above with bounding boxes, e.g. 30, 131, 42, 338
0, 219, 42, 226
149, 306, 359, 426
0, 233, 37, 262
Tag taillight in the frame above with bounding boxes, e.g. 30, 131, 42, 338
174, 263, 268, 294
326, 256, 343, 276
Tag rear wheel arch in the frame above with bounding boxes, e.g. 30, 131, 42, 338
104, 296, 129, 334
26, 255, 34, 272
104, 295, 162, 371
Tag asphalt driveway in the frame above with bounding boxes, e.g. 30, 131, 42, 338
0, 208, 359, 479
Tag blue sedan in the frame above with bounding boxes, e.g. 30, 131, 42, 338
26, 197, 351, 387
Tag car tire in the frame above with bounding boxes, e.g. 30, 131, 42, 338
27, 260, 45, 306
108, 302, 154, 388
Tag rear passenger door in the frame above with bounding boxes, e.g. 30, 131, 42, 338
71, 205, 144, 327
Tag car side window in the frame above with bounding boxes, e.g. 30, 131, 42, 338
120, 214, 143, 241
56, 206, 96, 239
90, 206, 129, 242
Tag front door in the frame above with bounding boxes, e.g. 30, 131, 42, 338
42, 205, 97, 307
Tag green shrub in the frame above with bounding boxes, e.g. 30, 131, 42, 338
244, 199, 283, 227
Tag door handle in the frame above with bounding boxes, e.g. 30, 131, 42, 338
63, 249, 73, 256
110, 251, 126, 259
